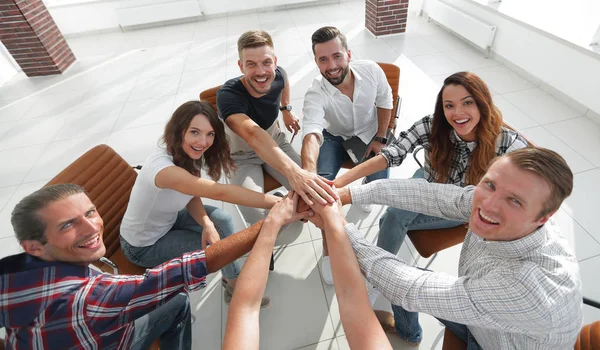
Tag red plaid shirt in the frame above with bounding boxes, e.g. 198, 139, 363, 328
0, 250, 207, 349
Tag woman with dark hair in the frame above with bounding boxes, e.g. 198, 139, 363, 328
333, 72, 528, 343
120, 101, 278, 307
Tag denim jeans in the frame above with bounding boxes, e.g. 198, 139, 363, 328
121, 205, 240, 279
129, 293, 192, 350
317, 129, 389, 182
381, 168, 464, 344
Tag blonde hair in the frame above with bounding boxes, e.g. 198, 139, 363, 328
237, 30, 274, 58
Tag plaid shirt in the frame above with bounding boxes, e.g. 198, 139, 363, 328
0, 251, 207, 350
349, 179, 583, 349
381, 115, 529, 186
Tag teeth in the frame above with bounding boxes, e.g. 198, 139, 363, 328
479, 210, 499, 224
255, 77, 267, 83
455, 119, 469, 124
79, 235, 99, 248
192, 146, 203, 151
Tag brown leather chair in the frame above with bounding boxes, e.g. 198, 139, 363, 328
340, 62, 401, 169
45, 144, 158, 349
199, 85, 283, 193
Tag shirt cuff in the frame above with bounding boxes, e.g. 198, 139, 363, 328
349, 183, 374, 205
302, 128, 324, 146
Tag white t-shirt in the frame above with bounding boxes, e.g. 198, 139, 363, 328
120, 148, 194, 247
302, 60, 393, 146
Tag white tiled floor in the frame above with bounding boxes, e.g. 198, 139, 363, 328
1, 1, 599, 348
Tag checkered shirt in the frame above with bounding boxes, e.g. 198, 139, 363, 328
349, 179, 583, 349
0, 251, 207, 349
381, 115, 529, 186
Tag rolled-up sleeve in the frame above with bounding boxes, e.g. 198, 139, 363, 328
302, 79, 327, 146
374, 64, 393, 110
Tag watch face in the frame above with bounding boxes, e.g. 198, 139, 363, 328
284, 105, 292, 111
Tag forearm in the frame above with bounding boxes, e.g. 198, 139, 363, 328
186, 197, 212, 227
301, 134, 320, 173
211, 183, 279, 209
223, 218, 281, 350
205, 221, 264, 273
247, 128, 299, 178
375, 107, 392, 137
333, 155, 387, 188
350, 178, 473, 221
323, 219, 391, 349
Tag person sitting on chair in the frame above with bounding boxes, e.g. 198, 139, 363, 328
300, 26, 394, 285
334, 71, 528, 297
1, 183, 295, 349
216, 29, 337, 226
120, 101, 278, 308
335, 147, 582, 349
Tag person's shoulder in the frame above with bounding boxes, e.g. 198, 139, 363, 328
219, 76, 245, 96
145, 147, 175, 168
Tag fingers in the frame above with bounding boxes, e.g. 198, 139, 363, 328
298, 191, 314, 207
286, 123, 293, 133
313, 178, 339, 202
364, 144, 374, 159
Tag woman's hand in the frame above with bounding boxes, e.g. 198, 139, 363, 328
201, 223, 221, 250
267, 191, 313, 227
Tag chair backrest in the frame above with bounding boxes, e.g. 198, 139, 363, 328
376, 62, 401, 131
199, 85, 221, 112
45, 145, 138, 259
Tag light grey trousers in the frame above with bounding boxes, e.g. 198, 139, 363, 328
229, 131, 301, 224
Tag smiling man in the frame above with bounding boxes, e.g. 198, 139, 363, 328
337, 147, 582, 349
216, 30, 336, 226
0, 183, 276, 349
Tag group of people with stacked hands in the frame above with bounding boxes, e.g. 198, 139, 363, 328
0, 26, 583, 349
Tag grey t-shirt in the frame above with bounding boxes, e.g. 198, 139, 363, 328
120, 148, 193, 247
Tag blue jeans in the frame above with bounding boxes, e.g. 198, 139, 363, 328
317, 129, 389, 182
437, 318, 483, 350
129, 293, 192, 350
381, 168, 463, 344
121, 206, 240, 279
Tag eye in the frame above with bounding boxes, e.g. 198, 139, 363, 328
191, 130, 199, 135
486, 182, 495, 190
60, 222, 72, 230
444, 104, 453, 109
208, 132, 215, 137
86, 209, 96, 217
318, 58, 326, 63
464, 100, 474, 106
247, 63, 255, 68
510, 198, 522, 207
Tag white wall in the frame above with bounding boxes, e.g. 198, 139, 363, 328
424, 0, 600, 120
0, 42, 19, 88
47, 0, 329, 36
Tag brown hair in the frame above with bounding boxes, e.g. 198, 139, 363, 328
498, 147, 573, 219
311, 26, 348, 54
12, 184, 87, 244
163, 101, 235, 180
429, 71, 503, 185
237, 30, 274, 58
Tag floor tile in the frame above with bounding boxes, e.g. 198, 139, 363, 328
0, 235, 22, 259
0, 144, 47, 187
383, 33, 440, 58
564, 169, 600, 243
583, 302, 600, 325
409, 52, 462, 77
0, 185, 17, 214
0, 180, 48, 239
178, 67, 227, 94
105, 123, 165, 164
53, 107, 122, 141
190, 272, 224, 350
295, 338, 339, 350
128, 73, 182, 101
443, 47, 500, 71
493, 95, 538, 130
351, 41, 401, 64
421, 30, 470, 51
23, 133, 109, 184
544, 117, 600, 167
222, 241, 335, 350
519, 126, 595, 174
551, 208, 600, 262
503, 88, 583, 125
472, 65, 536, 94
113, 95, 176, 131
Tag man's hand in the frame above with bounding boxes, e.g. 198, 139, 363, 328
307, 191, 346, 230
364, 140, 385, 160
267, 191, 312, 227
201, 223, 221, 249
282, 110, 301, 140
288, 169, 337, 206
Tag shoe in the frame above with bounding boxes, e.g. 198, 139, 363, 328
366, 280, 379, 307
374, 310, 421, 347
272, 191, 286, 198
320, 256, 334, 285
222, 279, 270, 308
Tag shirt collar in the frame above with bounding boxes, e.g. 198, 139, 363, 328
472, 225, 548, 259
451, 129, 477, 152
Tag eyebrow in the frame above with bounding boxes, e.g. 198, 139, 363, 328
508, 191, 527, 205
55, 205, 96, 229
443, 95, 474, 103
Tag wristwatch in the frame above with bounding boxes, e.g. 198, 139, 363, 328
373, 136, 388, 144
279, 104, 292, 111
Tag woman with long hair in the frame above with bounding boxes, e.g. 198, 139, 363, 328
120, 101, 278, 307
334, 71, 528, 343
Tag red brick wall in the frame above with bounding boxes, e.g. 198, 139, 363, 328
365, 0, 409, 37
0, 0, 75, 76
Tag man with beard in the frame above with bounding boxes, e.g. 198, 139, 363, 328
301, 26, 393, 284
217, 30, 337, 225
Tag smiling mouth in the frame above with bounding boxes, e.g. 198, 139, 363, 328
191, 146, 204, 152
454, 118, 470, 125
254, 76, 268, 84
479, 209, 499, 225
78, 234, 101, 249
326, 68, 342, 77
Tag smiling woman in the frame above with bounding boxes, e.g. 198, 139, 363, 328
118, 100, 279, 307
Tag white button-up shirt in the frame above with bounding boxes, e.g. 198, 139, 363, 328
302, 60, 393, 146
349, 179, 583, 349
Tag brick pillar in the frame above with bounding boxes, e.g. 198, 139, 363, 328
365, 0, 409, 37
0, 0, 75, 77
